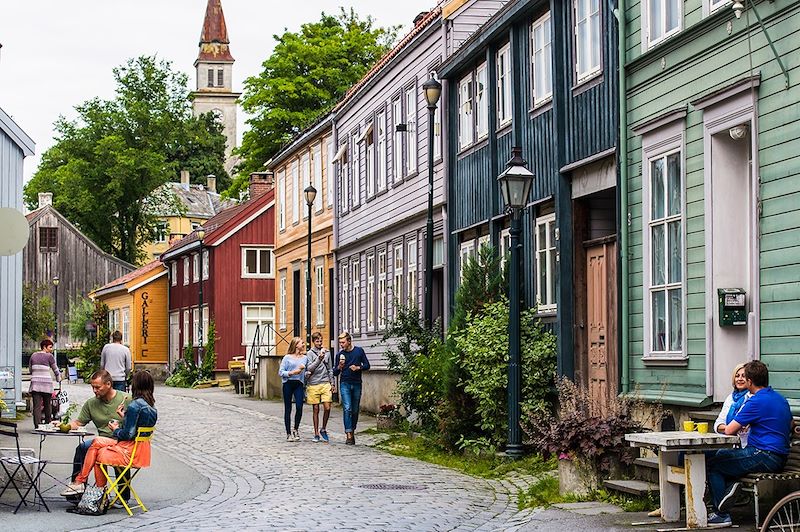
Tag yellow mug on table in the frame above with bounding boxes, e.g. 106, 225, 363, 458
696, 422, 709, 434
683, 420, 696, 432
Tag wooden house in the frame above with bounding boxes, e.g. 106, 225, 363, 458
161, 175, 275, 380
620, 0, 800, 414
0, 105, 35, 417
438, 0, 619, 404
23, 194, 134, 350
90, 260, 169, 375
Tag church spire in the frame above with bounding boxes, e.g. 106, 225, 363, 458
196, 0, 234, 64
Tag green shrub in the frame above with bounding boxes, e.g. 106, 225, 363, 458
198, 321, 217, 381
165, 348, 198, 388
75, 301, 109, 380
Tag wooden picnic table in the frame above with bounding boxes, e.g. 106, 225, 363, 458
626, 431, 740, 528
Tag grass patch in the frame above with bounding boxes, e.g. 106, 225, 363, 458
372, 432, 556, 479
518, 477, 658, 512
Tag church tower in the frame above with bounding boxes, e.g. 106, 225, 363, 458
191, 0, 240, 175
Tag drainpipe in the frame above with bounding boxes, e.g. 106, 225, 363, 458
615, 0, 630, 394
331, 113, 339, 352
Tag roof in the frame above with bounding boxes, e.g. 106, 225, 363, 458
333, 7, 442, 114
158, 182, 235, 219
92, 259, 165, 297
0, 105, 35, 157
268, 114, 334, 169
197, 0, 234, 63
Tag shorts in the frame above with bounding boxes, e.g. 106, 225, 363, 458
305, 383, 332, 405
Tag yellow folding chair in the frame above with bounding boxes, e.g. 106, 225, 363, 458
99, 426, 155, 516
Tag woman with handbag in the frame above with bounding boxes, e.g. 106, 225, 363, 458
305, 331, 335, 443
278, 337, 307, 442
29, 338, 61, 428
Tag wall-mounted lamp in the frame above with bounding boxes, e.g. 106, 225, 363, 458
732, 0, 744, 18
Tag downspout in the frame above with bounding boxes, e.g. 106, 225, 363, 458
331, 112, 339, 351
615, 0, 630, 394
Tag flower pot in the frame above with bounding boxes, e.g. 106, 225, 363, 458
376, 414, 398, 430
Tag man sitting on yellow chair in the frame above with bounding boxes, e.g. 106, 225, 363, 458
62, 371, 157, 510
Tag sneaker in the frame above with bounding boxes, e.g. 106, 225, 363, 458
292, 429, 300, 442
718, 481, 742, 513
707, 512, 732, 527
320, 430, 329, 443
60, 482, 85, 497
312, 435, 321, 443
286, 433, 292, 442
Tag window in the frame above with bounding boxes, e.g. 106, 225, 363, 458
312, 143, 323, 213
337, 143, 348, 213
315, 263, 325, 325
108, 310, 119, 339
500, 228, 511, 268
278, 168, 286, 230
575, 0, 601, 80
432, 71, 442, 160
377, 111, 388, 191
217, 68, 224, 87
433, 236, 444, 268
155, 221, 168, 244
192, 253, 199, 283
350, 130, 360, 206
202, 249, 209, 280
301, 152, 311, 218
202, 306, 209, 347
365, 124, 375, 198
478, 234, 490, 251
341, 263, 350, 332
378, 249, 387, 328
242, 247, 274, 278
393, 243, 404, 307
183, 310, 190, 347
647, 0, 681, 46
242, 305, 274, 351
392, 98, 403, 183
707, 0, 730, 14
39, 227, 58, 252
367, 254, 376, 330
291, 160, 299, 224
170, 261, 177, 286
351, 259, 360, 333
535, 214, 557, 311
183, 257, 190, 286
476, 63, 488, 139
459, 240, 476, 282
531, 12, 553, 105
497, 44, 512, 126
647, 150, 683, 355
405, 85, 417, 175
458, 75, 473, 149
407, 239, 417, 307
193, 307, 201, 346
279, 270, 287, 330
326, 138, 334, 208
122, 307, 130, 345
207, 68, 214, 87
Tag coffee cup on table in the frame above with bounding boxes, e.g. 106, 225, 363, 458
696, 422, 709, 434
683, 420, 696, 432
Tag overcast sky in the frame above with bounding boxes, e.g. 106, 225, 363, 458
0, 0, 439, 182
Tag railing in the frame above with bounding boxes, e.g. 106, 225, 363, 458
247, 323, 294, 374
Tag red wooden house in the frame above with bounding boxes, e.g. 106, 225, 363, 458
161, 175, 275, 373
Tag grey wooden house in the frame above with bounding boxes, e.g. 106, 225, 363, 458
438, 0, 619, 406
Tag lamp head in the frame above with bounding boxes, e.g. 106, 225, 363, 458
497, 147, 534, 213
422, 75, 442, 108
52, 276, 60, 287
196, 227, 205, 240
304, 184, 317, 207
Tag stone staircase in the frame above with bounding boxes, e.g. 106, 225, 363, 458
603, 455, 660, 497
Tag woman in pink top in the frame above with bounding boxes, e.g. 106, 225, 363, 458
29, 338, 61, 428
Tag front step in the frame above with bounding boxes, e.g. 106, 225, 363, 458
633, 456, 660, 484
603, 479, 659, 497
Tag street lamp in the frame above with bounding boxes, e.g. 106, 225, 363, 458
496, 146, 534, 458
52, 276, 60, 357
304, 184, 317, 349
422, 74, 442, 330
196, 228, 205, 372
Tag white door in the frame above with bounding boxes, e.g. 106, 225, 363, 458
169, 312, 180, 370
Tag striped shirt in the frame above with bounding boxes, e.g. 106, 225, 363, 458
29, 350, 60, 393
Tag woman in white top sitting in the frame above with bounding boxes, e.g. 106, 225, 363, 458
714, 362, 751, 447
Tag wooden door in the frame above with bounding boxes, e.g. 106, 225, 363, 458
586, 241, 617, 414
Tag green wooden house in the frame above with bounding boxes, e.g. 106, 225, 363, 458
620, 0, 800, 413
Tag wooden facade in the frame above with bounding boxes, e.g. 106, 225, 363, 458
0, 106, 35, 414
91, 260, 169, 368
23, 203, 134, 349
439, 0, 619, 396
622, 0, 800, 412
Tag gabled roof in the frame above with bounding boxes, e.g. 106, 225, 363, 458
0, 106, 35, 157
25, 204, 135, 272
92, 259, 165, 298
197, 0, 234, 63
157, 182, 235, 219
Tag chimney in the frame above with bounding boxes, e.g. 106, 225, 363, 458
413, 11, 429, 26
180, 170, 190, 186
206, 175, 217, 194
249, 172, 274, 199
38, 192, 53, 208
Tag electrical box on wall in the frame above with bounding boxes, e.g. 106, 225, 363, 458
718, 288, 747, 327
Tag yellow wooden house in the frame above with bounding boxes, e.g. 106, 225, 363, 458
91, 260, 169, 373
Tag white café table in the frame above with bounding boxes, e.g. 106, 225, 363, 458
625, 431, 740, 528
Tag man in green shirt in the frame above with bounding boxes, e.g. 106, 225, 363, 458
61, 369, 131, 497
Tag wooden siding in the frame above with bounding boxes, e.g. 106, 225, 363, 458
131, 275, 168, 365
446, 0, 509, 55
624, 0, 800, 407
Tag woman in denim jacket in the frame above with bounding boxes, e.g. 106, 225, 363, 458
64, 371, 157, 495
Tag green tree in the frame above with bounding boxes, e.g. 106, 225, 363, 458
22, 284, 55, 344
231, 9, 397, 197
24, 56, 229, 264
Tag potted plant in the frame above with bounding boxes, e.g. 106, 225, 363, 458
58, 403, 78, 432
376, 403, 401, 430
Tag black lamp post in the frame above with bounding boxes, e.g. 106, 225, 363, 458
422, 75, 442, 330
52, 276, 60, 357
497, 146, 534, 457
304, 184, 317, 348
196, 228, 205, 372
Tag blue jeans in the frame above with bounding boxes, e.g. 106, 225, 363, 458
112, 381, 127, 392
706, 447, 786, 511
339, 381, 362, 433
282, 380, 304, 434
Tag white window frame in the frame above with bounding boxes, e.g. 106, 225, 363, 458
392, 98, 403, 183
575, 0, 602, 81
202, 249, 209, 280
241, 247, 274, 278
497, 44, 512, 127
458, 75, 474, 149
704, 0, 730, 17
325, 138, 334, 208
478, 234, 490, 252
378, 249, 387, 329
350, 131, 361, 207
531, 12, 553, 106
365, 122, 375, 198
301, 152, 311, 219
643, 146, 685, 359
277, 168, 286, 231
393, 243, 404, 308
121, 307, 130, 346
351, 258, 360, 333
183, 257, 189, 286
405, 85, 417, 175
242, 305, 275, 351
155, 221, 168, 244
202, 305, 209, 347
367, 254, 376, 330
183, 309, 190, 347
315, 263, 325, 326
291, 159, 299, 224
645, 0, 682, 48
407, 239, 417, 307
534, 213, 557, 312
192, 253, 200, 283
279, 270, 287, 330
341, 263, 350, 332
431, 70, 442, 161
475, 63, 488, 140
170, 261, 177, 286
377, 110, 388, 191
192, 307, 201, 346
500, 228, 511, 268
459, 240, 476, 282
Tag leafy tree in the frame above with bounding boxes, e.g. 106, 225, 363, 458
24, 56, 229, 264
22, 284, 55, 344
230, 8, 397, 197
75, 301, 109, 379
67, 296, 96, 343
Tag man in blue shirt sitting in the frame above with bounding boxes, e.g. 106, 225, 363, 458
706, 360, 793, 527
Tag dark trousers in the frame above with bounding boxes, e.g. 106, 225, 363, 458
112, 381, 127, 392
706, 447, 786, 512
282, 380, 304, 434
31, 391, 53, 428
72, 438, 130, 500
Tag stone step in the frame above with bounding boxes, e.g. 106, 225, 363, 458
633, 456, 660, 483
603, 479, 659, 497
633, 456, 659, 469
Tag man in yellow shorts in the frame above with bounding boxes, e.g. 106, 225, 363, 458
305, 332, 335, 443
